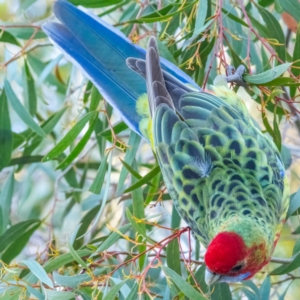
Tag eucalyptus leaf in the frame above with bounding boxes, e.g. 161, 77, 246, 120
94, 223, 131, 253
4, 80, 46, 138
103, 279, 128, 300
0, 90, 12, 170
0, 172, 14, 234
22, 260, 53, 288
287, 188, 300, 218
161, 265, 206, 299
42, 111, 97, 162
243, 63, 291, 84
43, 289, 75, 300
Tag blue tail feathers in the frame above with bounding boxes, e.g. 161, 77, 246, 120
42, 0, 200, 135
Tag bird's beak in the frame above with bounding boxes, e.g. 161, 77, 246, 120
205, 268, 221, 285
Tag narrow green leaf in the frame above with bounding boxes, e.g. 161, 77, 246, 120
243, 63, 292, 84
95, 223, 131, 253
99, 121, 128, 139
66, 246, 89, 269
90, 85, 101, 112
131, 160, 146, 270
43, 290, 75, 300
261, 46, 271, 72
278, 0, 300, 23
103, 279, 127, 300
42, 111, 97, 162
12, 132, 26, 150
273, 110, 282, 150
43, 250, 92, 273
166, 239, 181, 275
53, 272, 91, 288
24, 107, 68, 156
23, 60, 37, 116
261, 90, 284, 143
281, 145, 292, 170
22, 260, 53, 288
6, 27, 46, 39
73, 204, 101, 249
243, 280, 261, 298
293, 225, 300, 234
293, 238, 300, 256
27, 54, 66, 94
119, 158, 142, 180
171, 205, 181, 229
270, 252, 300, 275
57, 116, 97, 169
1, 287, 23, 300
221, 7, 248, 27
124, 3, 195, 23
4, 80, 46, 137
255, 3, 286, 62
287, 188, 300, 218
144, 171, 161, 206
26, 286, 44, 300
195, 0, 208, 30
0, 171, 14, 234
161, 265, 206, 299
260, 77, 300, 87
226, 39, 243, 68
63, 166, 80, 203
184, 19, 214, 49
89, 154, 108, 194
241, 288, 256, 300
68, 0, 123, 8
157, 39, 177, 65
0, 90, 12, 170
210, 283, 232, 300
80, 152, 112, 239
110, 277, 131, 298
126, 208, 147, 241
97, 0, 128, 17
124, 165, 160, 193
83, 80, 93, 104
2, 222, 41, 263
95, 117, 107, 156
116, 131, 141, 194
291, 23, 300, 97
0, 30, 20, 46
189, 264, 208, 294
0, 219, 40, 252
260, 276, 271, 300
125, 282, 138, 300
247, 12, 269, 38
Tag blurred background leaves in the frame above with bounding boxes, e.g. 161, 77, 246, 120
0, 0, 300, 299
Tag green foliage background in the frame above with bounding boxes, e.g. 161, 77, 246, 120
0, 0, 300, 299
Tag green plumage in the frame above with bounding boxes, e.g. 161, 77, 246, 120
154, 88, 288, 249
129, 39, 289, 279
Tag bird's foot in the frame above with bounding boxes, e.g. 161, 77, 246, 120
225, 65, 247, 87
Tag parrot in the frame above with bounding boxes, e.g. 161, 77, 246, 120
42, 0, 289, 285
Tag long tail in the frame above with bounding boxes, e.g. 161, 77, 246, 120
42, 0, 200, 134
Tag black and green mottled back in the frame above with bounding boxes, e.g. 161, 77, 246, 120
154, 90, 287, 247
130, 37, 287, 249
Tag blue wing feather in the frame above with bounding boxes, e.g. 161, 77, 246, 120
42, 0, 201, 134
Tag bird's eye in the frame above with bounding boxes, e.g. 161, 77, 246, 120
231, 264, 243, 272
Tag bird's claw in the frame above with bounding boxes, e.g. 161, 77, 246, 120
225, 65, 247, 87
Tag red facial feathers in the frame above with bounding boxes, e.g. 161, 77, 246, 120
204, 232, 248, 274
